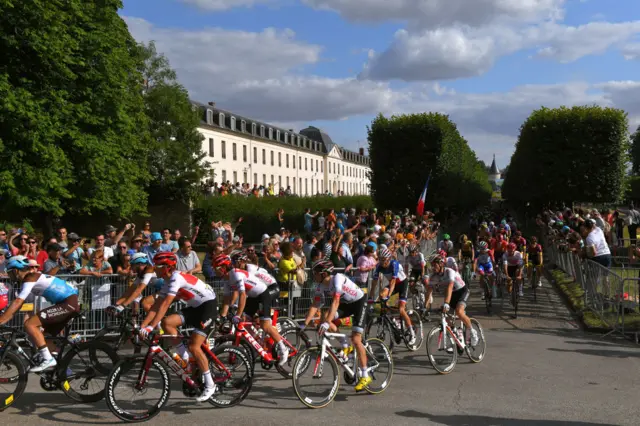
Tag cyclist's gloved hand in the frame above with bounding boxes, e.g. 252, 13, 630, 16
318, 322, 330, 335
139, 326, 153, 338
442, 303, 450, 312
232, 315, 242, 325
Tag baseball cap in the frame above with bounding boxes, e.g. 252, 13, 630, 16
261, 234, 270, 241
68, 232, 81, 241
105, 225, 117, 233
150, 232, 162, 242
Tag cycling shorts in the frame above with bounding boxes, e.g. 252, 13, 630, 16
384, 279, 409, 303
476, 263, 493, 275
244, 284, 280, 321
450, 286, 470, 309
179, 299, 218, 337
507, 265, 521, 279
334, 296, 368, 334
409, 269, 422, 281
39, 294, 80, 336
528, 257, 542, 266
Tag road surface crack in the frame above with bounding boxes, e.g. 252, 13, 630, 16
453, 371, 477, 413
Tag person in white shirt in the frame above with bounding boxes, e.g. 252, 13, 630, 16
582, 220, 611, 268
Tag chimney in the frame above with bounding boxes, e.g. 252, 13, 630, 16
208, 101, 216, 107
289, 129, 294, 132
358, 148, 365, 155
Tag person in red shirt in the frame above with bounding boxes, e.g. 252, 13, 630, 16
36, 238, 57, 271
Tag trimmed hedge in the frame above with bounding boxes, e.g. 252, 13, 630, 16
503, 106, 629, 209
192, 195, 373, 242
367, 112, 491, 212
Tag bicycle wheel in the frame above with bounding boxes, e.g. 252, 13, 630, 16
275, 328, 311, 379
482, 277, 492, 315
363, 338, 393, 394
276, 317, 298, 333
425, 325, 457, 374
0, 350, 28, 411
403, 311, 424, 351
208, 344, 253, 407
292, 346, 340, 409
105, 355, 170, 423
512, 281, 519, 319
532, 269, 538, 303
365, 315, 392, 349
464, 318, 486, 363
58, 340, 119, 403
213, 334, 256, 370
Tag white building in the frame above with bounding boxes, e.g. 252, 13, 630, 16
195, 101, 371, 196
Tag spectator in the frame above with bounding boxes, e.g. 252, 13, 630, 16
43, 243, 67, 275
0, 249, 8, 276
275, 208, 285, 233
130, 234, 144, 253
245, 245, 259, 266
177, 239, 202, 274
57, 227, 68, 249
161, 228, 179, 253
141, 221, 152, 238
109, 241, 129, 272
63, 232, 84, 272
326, 209, 337, 229
105, 224, 132, 250
87, 234, 114, 261
277, 242, 297, 289
0, 230, 9, 252
303, 208, 319, 233
292, 237, 307, 284
627, 204, 640, 246
613, 210, 625, 246
303, 234, 317, 265
261, 234, 270, 256
317, 212, 326, 230
117, 250, 135, 277
80, 249, 113, 277
9, 231, 30, 258
341, 232, 354, 267
142, 232, 169, 262
262, 238, 281, 274
355, 245, 377, 287
202, 243, 216, 280
581, 220, 611, 267
26, 236, 39, 261
36, 237, 57, 271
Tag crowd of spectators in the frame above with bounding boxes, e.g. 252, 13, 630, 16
201, 180, 349, 197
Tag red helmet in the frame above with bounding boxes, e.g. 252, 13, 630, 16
438, 249, 447, 259
507, 243, 517, 251
213, 254, 232, 271
153, 252, 177, 268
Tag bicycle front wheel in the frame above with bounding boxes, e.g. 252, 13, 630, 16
58, 340, 119, 403
105, 356, 170, 423
292, 346, 340, 409
275, 329, 311, 379
425, 325, 457, 374
363, 338, 393, 394
403, 311, 424, 351
208, 345, 253, 408
365, 316, 392, 349
0, 350, 28, 411
464, 318, 486, 363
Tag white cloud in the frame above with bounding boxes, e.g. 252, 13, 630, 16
178, 0, 272, 11
622, 43, 640, 59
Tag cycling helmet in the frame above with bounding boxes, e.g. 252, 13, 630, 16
443, 233, 450, 240
561, 226, 570, 233
515, 230, 522, 237
312, 259, 334, 274
130, 253, 150, 265
231, 250, 249, 264
408, 244, 418, 252
6, 256, 30, 272
153, 252, 177, 267
501, 219, 507, 225
438, 249, 447, 259
429, 253, 444, 264
507, 243, 517, 251
481, 221, 488, 227
213, 254, 232, 271
379, 247, 392, 260
478, 241, 488, 251
489, 221, 495, 226
459, 234, 468, 243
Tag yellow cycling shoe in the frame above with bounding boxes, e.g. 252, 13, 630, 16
343, 345, 354, 356
354, 376, 372, 392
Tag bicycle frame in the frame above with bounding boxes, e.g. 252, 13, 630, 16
436, 313, 465, 351
314, 332, 357, 379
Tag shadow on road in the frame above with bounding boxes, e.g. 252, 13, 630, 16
547, 347, 640, 358
396, 410, 616, 425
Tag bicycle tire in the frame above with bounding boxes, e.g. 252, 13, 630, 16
365, 315, 393, 350
532, 269, 538, 303
403, 311, 423, 351
207, 345, 253, 408
213, 334, 256, 370
58, 340, 119, 403
362, 338, 393, 394
275, 328, 311, 379
292, 346, 340, 409
425, 325, 457, 374
276, 317, 298, 333
96, 324, 141, 355
482, 277, 492, 315
512, 280, 519, 319
105, 355, 170, 423
0, 350, 28, 411
464, 318, 486, 363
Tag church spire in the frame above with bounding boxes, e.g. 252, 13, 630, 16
489, 154, 500, 175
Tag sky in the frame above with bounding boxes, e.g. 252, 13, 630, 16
121, 0, 640, 167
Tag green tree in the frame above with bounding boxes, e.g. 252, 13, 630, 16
137, 41, 208, 203
367, 112, 491, 212
502, 106, 629, 209
631, 126, 640, 175
0, 0, 150, 230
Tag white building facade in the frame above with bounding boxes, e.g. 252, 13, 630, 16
195, 102, 371, 196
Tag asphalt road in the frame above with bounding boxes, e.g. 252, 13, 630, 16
5, 276, 640, 426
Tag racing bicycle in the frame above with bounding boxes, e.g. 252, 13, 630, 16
365, 300, 423, 352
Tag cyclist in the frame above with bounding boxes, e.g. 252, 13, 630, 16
474, 241, 495, 300
525, 236, 543, 288
371, 248, 416, 345
503, 243, 525, 297
458, 234, 475, 264
406, 244, 426, 282
438, 249, 459, 272
217, 252, 289, 366
438, 234, 454, 257
426, 254, 478, 346
301, 259, 370, 391
140, 252, 218, 402
511, 231, 527, 253
0, 256, 80, 372
110, 253, 164, 314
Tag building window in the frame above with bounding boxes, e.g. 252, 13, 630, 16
251, 123, 256, 135
221, 141, 226, 159
284, 133, 289, 144
342, 165, 344, 175
219, 113, 225, 128
311, 159, 313, 171
262, 149, 266, 165
286, 154, 289, 168
206, 109, 213, 125
243, 172, 248, 184
278, 176, 282, 189
262, 174, 266, 187
311, 179, 314, 194
241, 120, 246, 132
232, 143, 237, 160
270, 151, 274, 166
253, 147, 257, 163
293, 178, 296, 193
321, 180, 324, 192
299, 157, 302, 169
276, 130, 280, 141
233, 171, 237, 183
286, 176, 289, 188
208, 138, 214, 157
253, 173, 257, 185
300, 178, 302, 194
230, 116, 236, 131
221, 170, 226, 182
268, 128, 273, 139
293, 155, 296, 169
260, 125, 265, 138
271, 174, 274, 184
305, 179, 308, 195
321, 162, 323, 172
316, 160, 318, 171
278, 152, 281, 167
305, 158, 307, 170
243, 145, 247, 162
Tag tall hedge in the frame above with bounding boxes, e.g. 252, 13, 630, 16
502, 106, 629, 209
192, 195, 373, 242
367, 112, 491, 212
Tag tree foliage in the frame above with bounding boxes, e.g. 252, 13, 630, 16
502, 106, 629, 208
0, 0, 150, 222
631, 125, 640, 175
137, 41, 208, 204
367, 112, 491, 212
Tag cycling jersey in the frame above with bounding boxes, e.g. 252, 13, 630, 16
229, 267, 276, 298
428, 267, 466, 291
373, 259, 407, 282
406, 253, 425, 270
527, 244, 543, 256
502, 251, 524, 267
133, 271, 164, 302
446, 257, 459, 272
512, 237, 527, 251
161, 271, 216, 308
461, 241, 474, 257
476, 251, 492, 264
17, 274, 78, 304
314, 273, 364, 307
439, 240, 454, 255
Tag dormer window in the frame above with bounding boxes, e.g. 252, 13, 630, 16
219, 113, 225, 128
260, 125, 265, 138
268, 128, 273, 139
276, 130, 280, 141
251, 123, 256, 135
241, 120, 246, 132
206, 109, 213, 125
230, 116, 236, 131
284, 133, 289, 144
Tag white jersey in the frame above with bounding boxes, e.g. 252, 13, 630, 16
445, 257, 458, 272
314, 273, 364, 307
228, 267, 276, 298
160, 271, 216, 308
133, 270, 162, 302
17, 274, 78, 304
407, 253, 426, 270
502, 251, 524, 267
428, 267, 466, 291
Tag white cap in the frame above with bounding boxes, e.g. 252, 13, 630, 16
261, 234, 270, 241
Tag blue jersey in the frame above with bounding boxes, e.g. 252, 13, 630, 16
373, 260, 407, 282
17, 274, 78, 304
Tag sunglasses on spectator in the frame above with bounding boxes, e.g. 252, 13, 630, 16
29, 240, 37, 244
119, 245, 127, 250
0, 233, 6, 237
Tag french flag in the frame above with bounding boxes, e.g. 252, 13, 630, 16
416, 171, 432, 217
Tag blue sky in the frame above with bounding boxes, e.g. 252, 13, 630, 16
122, 0, 640, 167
